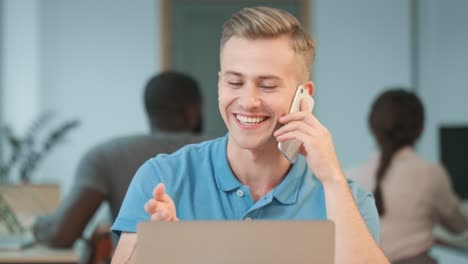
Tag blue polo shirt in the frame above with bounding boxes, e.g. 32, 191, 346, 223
112, 135, 380, 241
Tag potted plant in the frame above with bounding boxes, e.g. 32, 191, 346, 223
0, 111, 80, 235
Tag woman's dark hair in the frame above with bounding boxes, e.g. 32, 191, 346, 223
369, 88, 424, 216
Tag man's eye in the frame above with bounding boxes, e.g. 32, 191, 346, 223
228, 82, 242, 87
260, 85, 277, 89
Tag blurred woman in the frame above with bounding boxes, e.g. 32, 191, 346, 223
348, 88, 468, 264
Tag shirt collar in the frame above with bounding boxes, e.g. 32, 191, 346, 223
214, 134, 242, 192
214, 134, 307, 204
271, 156, 307, 205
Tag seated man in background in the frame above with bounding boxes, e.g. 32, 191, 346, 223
348, 88, 468, 264
32, 71, 206, 249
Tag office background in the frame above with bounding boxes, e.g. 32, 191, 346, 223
2, 0, 467, 190
0, 0, 467, 261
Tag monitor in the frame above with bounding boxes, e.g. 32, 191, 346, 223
439, 126, 468, 199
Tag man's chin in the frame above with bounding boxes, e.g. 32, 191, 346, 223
230, 135, 277, 151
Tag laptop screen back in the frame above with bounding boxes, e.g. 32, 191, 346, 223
137, 220, 334, 264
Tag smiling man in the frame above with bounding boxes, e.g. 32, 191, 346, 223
111, 7, 389, 264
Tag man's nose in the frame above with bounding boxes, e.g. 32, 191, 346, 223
238, 85, 261, 109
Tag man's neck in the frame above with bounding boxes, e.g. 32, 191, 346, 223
226, 137, 291, 201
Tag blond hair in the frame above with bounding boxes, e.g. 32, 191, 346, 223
221, 6, 316, 74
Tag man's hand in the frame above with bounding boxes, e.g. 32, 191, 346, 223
274, 99, 388, 263
274, 98, 344, 184
144, 183, 179, 221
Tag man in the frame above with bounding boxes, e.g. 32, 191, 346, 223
33, 71, 205, 248
112, 7, 389, 264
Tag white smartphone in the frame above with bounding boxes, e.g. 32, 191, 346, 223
277, 85, 315, 163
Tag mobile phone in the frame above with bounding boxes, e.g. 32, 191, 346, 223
277, 85, 315, 163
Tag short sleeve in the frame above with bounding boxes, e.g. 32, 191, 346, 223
111, 159, 162, 235
349, 181, 381, 243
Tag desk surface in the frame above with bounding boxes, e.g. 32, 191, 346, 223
433, 201, 468, 254
0, 244, 78, 264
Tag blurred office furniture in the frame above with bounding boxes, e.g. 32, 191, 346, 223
431, 126, 468, 263
0, 185, 78, 263
0, 245, 78, 264
439, 126, 468, 200
81, 224, 112, 264
432, 201, 468, 263
0, 184, 60, 233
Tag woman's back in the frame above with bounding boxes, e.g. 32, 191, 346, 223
350, 88, 468, 263
348, 146, 466, 261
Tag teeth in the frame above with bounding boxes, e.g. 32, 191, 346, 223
236, 114, 266, 125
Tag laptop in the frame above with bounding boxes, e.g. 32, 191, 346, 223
0, 184, 60, 251
137, 220, 335, 264
0, 233, 35, 251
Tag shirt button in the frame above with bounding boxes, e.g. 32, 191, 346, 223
236, 190, 244, 197
244, 217, 253, 221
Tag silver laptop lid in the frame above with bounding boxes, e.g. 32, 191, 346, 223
137, 220, 334, 264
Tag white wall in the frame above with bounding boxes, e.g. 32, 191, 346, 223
38, 0, 160, 191
2, 0, 465, 187
0, 0, 42, 182
0, 1, 3, 162
313, 0, 468, 171
1, 0, 160, 191
417, 0, 468, 162
1, 0, 40, 136
1, 0, 466, 191
313, 0, 411, 169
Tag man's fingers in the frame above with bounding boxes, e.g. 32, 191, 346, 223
153, 183, 165, 200
144, 200, 151, 213
144, 199, 159, 214
150, 209, 175, 222
299, 98, 310, 112
147, 183, 178, 220
150, 210, 167, 221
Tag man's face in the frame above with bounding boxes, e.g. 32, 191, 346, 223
218, 35, 311, 151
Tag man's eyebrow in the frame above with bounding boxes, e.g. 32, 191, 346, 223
224, 71, 281, 81
224, 71, 242, 77
258, 75, 281, 81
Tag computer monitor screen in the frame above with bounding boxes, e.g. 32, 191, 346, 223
439, 126, 468, 199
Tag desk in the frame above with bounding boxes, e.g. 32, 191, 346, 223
431, 201, 468, 263
433, 201, 468, 253
0, 245, 78, 264
434, 201, 468, 251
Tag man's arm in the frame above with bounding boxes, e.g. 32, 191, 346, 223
33, 187, 104, 247
274, 98, 388, 264
112, 233, 137, 264
322, 175, 387, 263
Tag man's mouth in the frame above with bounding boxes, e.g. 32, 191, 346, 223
235, 114, 267, 125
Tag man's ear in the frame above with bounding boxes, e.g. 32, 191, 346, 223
304, 81, 314, 96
